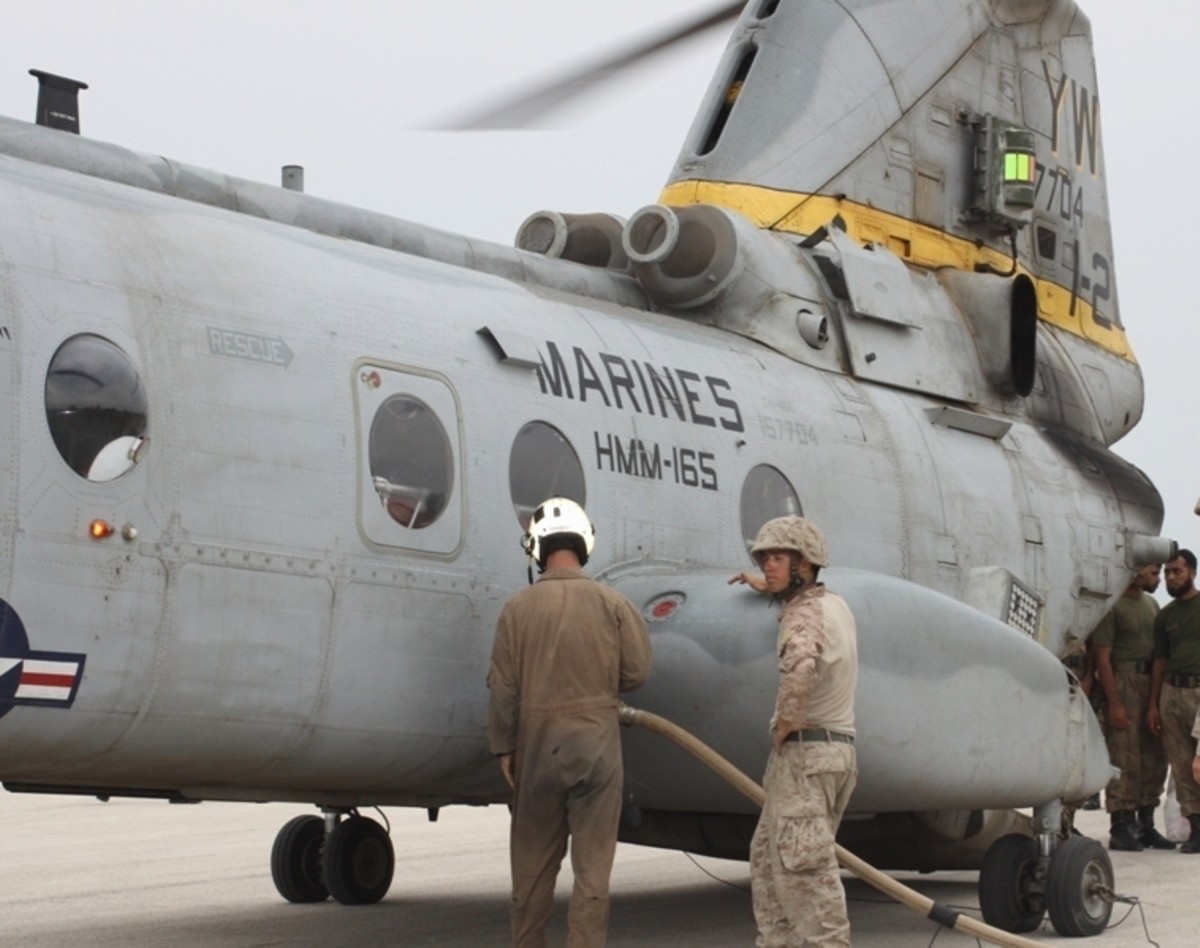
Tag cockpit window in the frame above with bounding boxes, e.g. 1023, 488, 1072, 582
369, 394, 453, 529
45, 334, 147, 482
740, 464, 801, 552
509, 421, 585, 530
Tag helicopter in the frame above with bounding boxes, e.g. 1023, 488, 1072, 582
0, 0, 1181, 938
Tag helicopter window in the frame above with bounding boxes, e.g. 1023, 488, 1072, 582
509, 421, 585, 530
1035, 225, 1057, 263
44, 334, 147, 482
699, 45, 757, 156
369, 394, 453, 529
741, 464, 801, 552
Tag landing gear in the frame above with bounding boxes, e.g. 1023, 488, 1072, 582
269, 810, 395, 906
271, 815, 329, 903
978, 833, 1045, 933
323, 814, 395, 905
1045, 837, 1113, 937
978, 803, 1114, 937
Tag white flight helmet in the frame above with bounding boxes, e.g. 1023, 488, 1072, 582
522, 497, 595, 570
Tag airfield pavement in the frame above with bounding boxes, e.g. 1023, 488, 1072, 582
1, 792, 1196, 947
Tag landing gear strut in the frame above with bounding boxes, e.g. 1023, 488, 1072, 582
270, 809, 395, 906
978, 800, 1113, 937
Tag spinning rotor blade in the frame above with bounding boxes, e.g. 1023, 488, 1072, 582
433, 3, 743, 130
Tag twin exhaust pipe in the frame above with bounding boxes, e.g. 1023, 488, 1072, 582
517, 204, 744, 309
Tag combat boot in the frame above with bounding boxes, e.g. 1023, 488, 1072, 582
1109, 811, 1144, 851
1180, 814, 1200, 854
1136, 806, 1177, 850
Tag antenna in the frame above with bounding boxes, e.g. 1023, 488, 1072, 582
29, 69, 89, 134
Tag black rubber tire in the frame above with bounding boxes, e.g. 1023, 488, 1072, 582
271, 815, 329, 903
323, 815, 395, 905
978, 833, 1045, 933
1046, 835, 1114, 937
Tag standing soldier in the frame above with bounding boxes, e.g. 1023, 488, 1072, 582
1092, 563, 1174, 850
1148, 549, 1200, 853
730, 516, 858, 948
487, 498, 652, 947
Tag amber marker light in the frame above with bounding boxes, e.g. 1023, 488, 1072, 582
89, 519, 115, 539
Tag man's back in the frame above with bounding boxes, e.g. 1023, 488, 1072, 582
488, 568, 651, 752
486, 552, 653, 948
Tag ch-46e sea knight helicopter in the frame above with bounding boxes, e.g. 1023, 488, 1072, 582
0, 0, 1175, 938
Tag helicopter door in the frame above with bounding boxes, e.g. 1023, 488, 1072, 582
353, 361, 463, 557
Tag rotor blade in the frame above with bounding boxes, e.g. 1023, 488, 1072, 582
432, 3, 744, 130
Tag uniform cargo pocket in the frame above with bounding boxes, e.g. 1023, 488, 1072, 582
776, 814, 834, 873
801, 743, 851, 776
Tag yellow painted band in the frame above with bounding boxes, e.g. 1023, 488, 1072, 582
659, 180, 1133, 362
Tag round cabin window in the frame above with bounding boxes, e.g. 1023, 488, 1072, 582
369, 394, 453, 529
45, 334, 148, 482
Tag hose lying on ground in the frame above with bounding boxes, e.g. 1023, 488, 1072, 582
618, 703, 1043, 948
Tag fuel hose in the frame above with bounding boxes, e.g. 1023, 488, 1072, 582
618, 704, 1043, 948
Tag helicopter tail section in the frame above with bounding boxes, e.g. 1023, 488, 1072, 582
662, 0, 1137, 445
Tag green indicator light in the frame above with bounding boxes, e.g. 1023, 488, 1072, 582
1004, 152, 1035, 183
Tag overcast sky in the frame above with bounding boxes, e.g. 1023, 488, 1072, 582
1, 1, 1194, 569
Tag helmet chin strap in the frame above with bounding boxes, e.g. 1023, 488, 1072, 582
521, 533, 537, 585
775, 570, 808, 601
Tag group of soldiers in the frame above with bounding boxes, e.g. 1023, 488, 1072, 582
481, 500, 1200, 947
1072, 549, 1200, 854
487, 502, 853, 947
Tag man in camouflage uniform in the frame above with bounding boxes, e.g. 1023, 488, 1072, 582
1148, 549, 1200, 853
1092, 563, 1174, 850
488, 498, 652, 947
1193, 706, 1200, 788
731, 516, 857, 947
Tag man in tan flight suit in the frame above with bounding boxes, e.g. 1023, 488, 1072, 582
731, 516, 858, 948
487, 497, 652, 948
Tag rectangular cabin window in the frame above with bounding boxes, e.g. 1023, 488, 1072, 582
1035, 224, 1058, 264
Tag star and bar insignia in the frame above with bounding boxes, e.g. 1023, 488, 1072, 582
0, 599, 86, 719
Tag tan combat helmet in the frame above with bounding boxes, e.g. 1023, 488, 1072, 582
750, 516, 829, 567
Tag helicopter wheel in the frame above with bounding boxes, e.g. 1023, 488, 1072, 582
323, 814, 395, 905
978, 833, 1045, 933
1045, 836, 1114, 937
271, 815, 329, 903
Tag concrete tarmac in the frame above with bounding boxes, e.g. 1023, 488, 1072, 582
1, 792, 1197, 947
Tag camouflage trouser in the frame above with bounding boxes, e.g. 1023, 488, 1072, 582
1160, 684, 1200, 818
1103, 670, 1168, 811
751, 740, 857, 947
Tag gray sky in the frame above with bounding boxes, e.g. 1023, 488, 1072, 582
1, 1, 1194, 562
